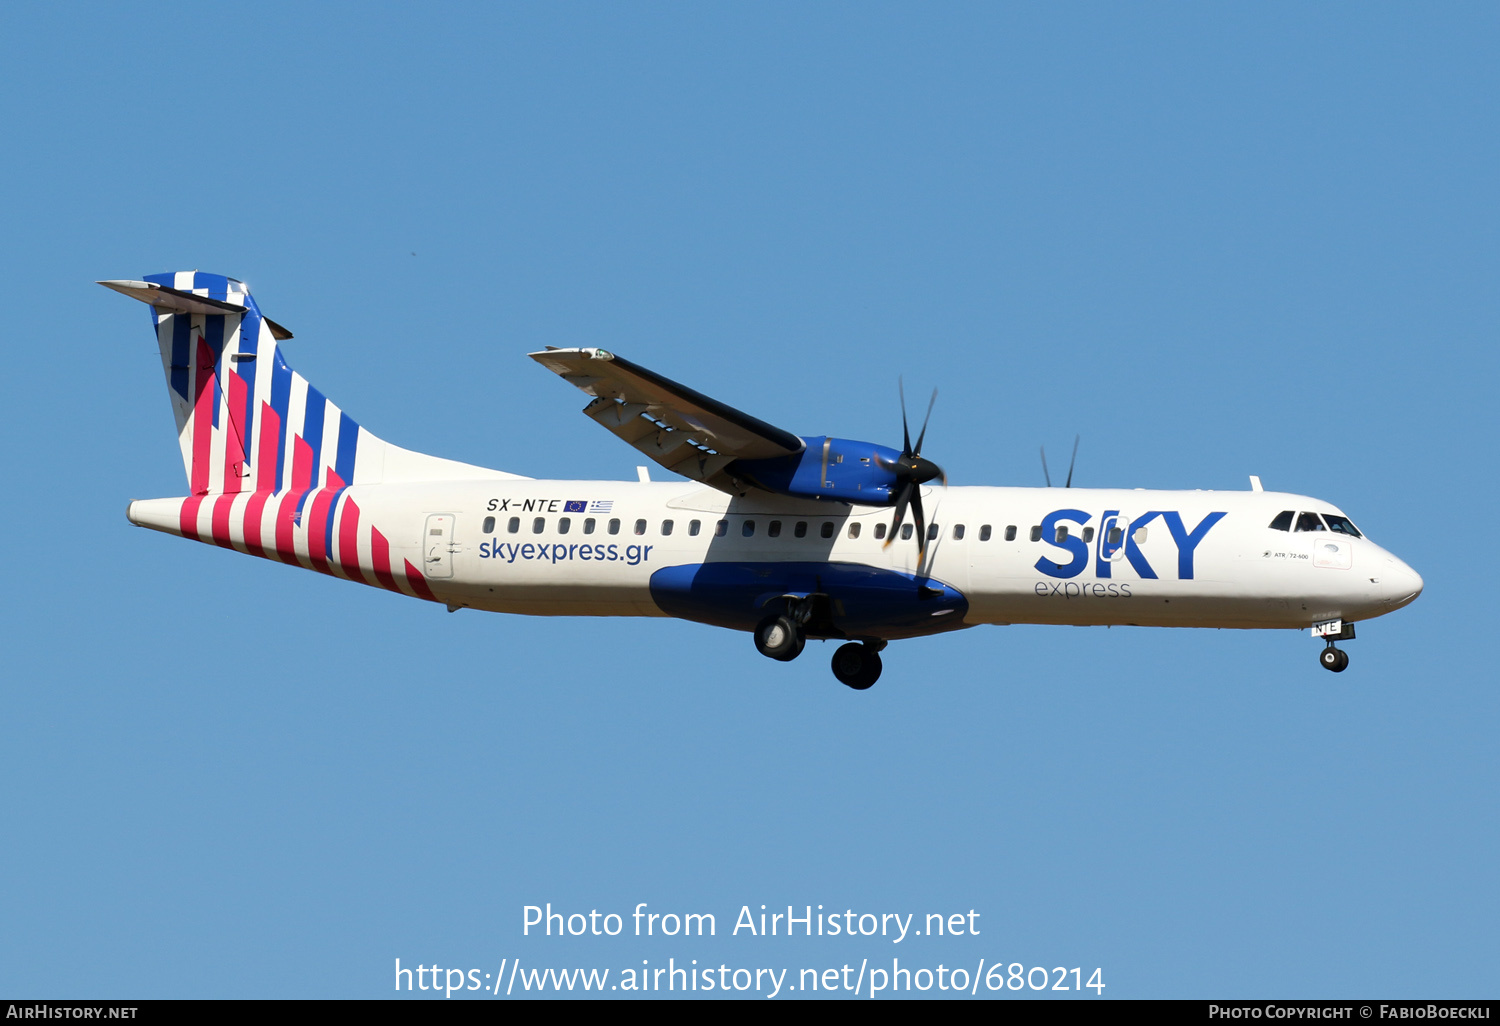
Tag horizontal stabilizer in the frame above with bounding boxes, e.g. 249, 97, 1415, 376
98, 280, 293, 339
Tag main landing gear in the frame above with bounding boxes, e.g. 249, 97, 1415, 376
831, 642, 884, 690
754, 614, 805, 662
752, 611, 886, 689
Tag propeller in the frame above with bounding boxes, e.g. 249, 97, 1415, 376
880, 379, 946, 562
1040, 435, 1080, 488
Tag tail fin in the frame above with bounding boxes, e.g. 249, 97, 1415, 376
101, 271, 521, 495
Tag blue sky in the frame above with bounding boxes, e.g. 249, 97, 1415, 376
1, 2, 1495, 999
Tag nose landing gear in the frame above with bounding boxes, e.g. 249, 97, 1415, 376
1313, 619, 1355, 673
1319, 644, 1349, 672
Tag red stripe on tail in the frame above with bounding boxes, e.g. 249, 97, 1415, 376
404, 560, 438, 602
179, 495, 205, 540
222, 370, 248, 495
370, 527, 401, 593
273, 435, 315, 565
210, 493, 237, 549
189, 337, 215, 496
338, 497, 368, 584
242, 402, 282, 559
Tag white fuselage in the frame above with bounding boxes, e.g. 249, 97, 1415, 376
129, 479, 1422, 634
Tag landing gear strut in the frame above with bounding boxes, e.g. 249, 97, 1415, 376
831, 642, 884, 690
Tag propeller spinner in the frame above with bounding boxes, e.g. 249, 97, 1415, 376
880, 380, 946, 562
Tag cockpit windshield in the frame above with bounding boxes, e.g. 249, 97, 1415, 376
1295, 512, 1326, 532
1273, 509, 1364, 537
1322, 514, 1362, 538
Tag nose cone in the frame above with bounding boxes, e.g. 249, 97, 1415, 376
1384, 557, 1424, 610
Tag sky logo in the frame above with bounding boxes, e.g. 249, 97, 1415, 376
1035, 509, 1226, 581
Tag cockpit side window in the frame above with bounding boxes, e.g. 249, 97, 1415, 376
1322, 514, 1363, 538
1295, 511, 1326, 532
1269, 510, 1294, 532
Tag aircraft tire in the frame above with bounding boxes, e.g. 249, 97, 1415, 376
755, 615, 804, 661
1320, 646, 1348, 672
832, 643, 882, 690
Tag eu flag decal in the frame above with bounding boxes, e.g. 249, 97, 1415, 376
564, 500, 588, 513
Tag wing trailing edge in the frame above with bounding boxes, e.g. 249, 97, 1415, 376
529, 347, 804, 491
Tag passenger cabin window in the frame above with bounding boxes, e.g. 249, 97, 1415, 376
742, 520, 756, 537
482, 516, 495, 534
952, 524, 965, 540
768, 520, 782, 538
1323, 514, 1362, 538
1133, 527, 1148, 544
1005, 525, 1017, 541
1269, 510, 1294, 532
634, 519, 647, 536
927, 524, 939, 541
1030, 526, 1042, 542
689, 520, 701, 536
821, 522, 835, 539
979, 525, 991, 541
794, 521, 808, 538
558, 517, 571, 535
874, 523, 887, 540
608, 518, 621, 535
848, 522, 861, 539
1082, 526, 1094, 544
533, 517, 546, 534
1108, 527, 1123, 546
715, 519, 728, 537
901, 524, 914, 540
1055, 526, 1069, 544
661, 520, 673, 536
508, 517, 521, 534
1296, 512, 1326, 532
584, 518, 596, 534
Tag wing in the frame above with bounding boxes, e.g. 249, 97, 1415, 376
529, 347, 804, 491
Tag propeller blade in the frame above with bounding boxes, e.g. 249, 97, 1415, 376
911, 488, 928, 564
912, 388, 938, 456
1040, 445, 1052, 488
883, 480, 914, 549
898, 377, 912, 456
1065, 434, 1080, 488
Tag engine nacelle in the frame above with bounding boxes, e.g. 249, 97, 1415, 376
728, 436, 905, 505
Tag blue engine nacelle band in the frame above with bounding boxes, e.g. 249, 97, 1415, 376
728, 436, 906, 504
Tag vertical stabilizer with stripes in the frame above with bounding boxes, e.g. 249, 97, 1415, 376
102, 271, 523, 602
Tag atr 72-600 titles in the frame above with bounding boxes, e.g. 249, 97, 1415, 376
103, 272, 1423, 689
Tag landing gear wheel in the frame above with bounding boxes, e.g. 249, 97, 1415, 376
831, 643, 883, 690
754, 615, 804, 661
1320, 646, 1349, 673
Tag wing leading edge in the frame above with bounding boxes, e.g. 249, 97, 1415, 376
529, 347, 805, 492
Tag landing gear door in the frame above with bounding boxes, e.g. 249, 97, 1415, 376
424, 514, 456, 579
